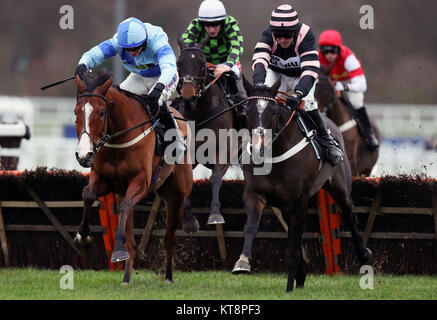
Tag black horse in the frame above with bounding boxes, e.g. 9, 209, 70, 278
232, 81, 373, 292
175, 35, 242, 226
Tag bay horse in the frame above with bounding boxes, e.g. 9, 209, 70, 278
73, 71, 193, 285
175, 35, 242, 225
232, 81, 372, 292
315, 67, 379, 176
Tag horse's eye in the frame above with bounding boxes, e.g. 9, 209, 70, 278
100, 110, 105, 118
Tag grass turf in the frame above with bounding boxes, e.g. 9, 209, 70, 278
0, 268, 436, 300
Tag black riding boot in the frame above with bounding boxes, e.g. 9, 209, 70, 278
231, 76, 248, 129
160, 103, 186, 162
356, 106, 379, 150
307, 109, 343, 166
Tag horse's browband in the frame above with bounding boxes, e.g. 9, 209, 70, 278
247, 96, 277, 102
78, 92, 109, 103
180, 46, 205, 54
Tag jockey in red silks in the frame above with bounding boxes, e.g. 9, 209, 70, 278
318, 29, 379, 149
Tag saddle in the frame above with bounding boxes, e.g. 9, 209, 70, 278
117, 86, 165, 156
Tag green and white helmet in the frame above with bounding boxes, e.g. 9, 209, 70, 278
198, 0, 227, 22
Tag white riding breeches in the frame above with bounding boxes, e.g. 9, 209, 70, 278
119, 72, 179, 105
343, 91, 364, 109
264, 69, 318, 111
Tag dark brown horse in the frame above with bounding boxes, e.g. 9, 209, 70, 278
73, 71, 193, 285
232, 82, 372, 292
315, 67, 379, 176
175, 35, 241, 225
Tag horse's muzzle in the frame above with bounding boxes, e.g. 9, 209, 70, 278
75, 151, 94, 168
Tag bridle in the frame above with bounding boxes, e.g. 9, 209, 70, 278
77, 92, 160, 153
178, 46, 223, 99
77, 92, 112, 153
248, 95, 298, 145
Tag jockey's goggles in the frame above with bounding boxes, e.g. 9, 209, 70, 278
273, 32, 294, 39
321, 46, 340, 55
126, 45, 144, 52
202, 21, 222, 27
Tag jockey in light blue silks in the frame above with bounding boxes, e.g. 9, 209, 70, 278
76, 17, 185, 158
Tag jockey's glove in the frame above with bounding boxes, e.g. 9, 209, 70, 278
148, 82, 165, 104
285, 90, 303, 111
76, 64, 88, 78
335, 81, 349, 92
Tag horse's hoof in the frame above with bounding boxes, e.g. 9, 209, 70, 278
121, 282, 129, 287
84, 235, 93, 244
207, 213, 225, 225
232, 256, 251, 274
286, 285, 294, 292
111, 250, 130, 263
165, 279, 173, 284
364, 248, 374, 265
74, 233, 93, 246
73, 233, 82, 244
183, 218, 200, 234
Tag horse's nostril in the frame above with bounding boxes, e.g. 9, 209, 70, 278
85, 152, 94, 161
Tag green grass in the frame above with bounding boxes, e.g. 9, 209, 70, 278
0, 268, 436, 300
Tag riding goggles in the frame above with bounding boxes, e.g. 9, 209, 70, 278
320, 46, 340, 55
126, 44, 144, 52
202, 21, 222, 27
273, 32, 294, 39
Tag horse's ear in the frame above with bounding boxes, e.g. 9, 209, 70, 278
75, 74, 86, 94
177, 33, 186, 50
96, 77, 113, 95
269, 79, 281, 96
198, 35, 210, 49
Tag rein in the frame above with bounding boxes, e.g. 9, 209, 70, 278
77, 92, 161, 152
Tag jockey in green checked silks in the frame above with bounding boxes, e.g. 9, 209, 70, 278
181, 0, 248, 128
76, 17, 186, 161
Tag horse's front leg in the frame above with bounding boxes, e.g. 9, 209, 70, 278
111, 176, 148, 263
75, 172, 111, 246
284, 197, 307, 292
232, 191, 265, 274
207, 164, 229, 224
182, 197, 199, 234
122, 202, 136, 286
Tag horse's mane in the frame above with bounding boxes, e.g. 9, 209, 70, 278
83, 70, 112, 92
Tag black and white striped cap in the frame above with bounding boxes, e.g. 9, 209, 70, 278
270, 4, 300, 31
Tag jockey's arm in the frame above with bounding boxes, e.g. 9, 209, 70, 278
252, 28, 273, 85
152, 31, 178, 88
339, 54, 367, 93
294, 26, 320, 97
181, 19, 202, 45
78, 35, 119, 69
224, 16, 244, 68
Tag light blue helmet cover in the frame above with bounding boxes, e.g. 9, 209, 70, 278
117, 17, 147, 48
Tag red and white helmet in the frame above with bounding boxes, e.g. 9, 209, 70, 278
318, 29, 343, 47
